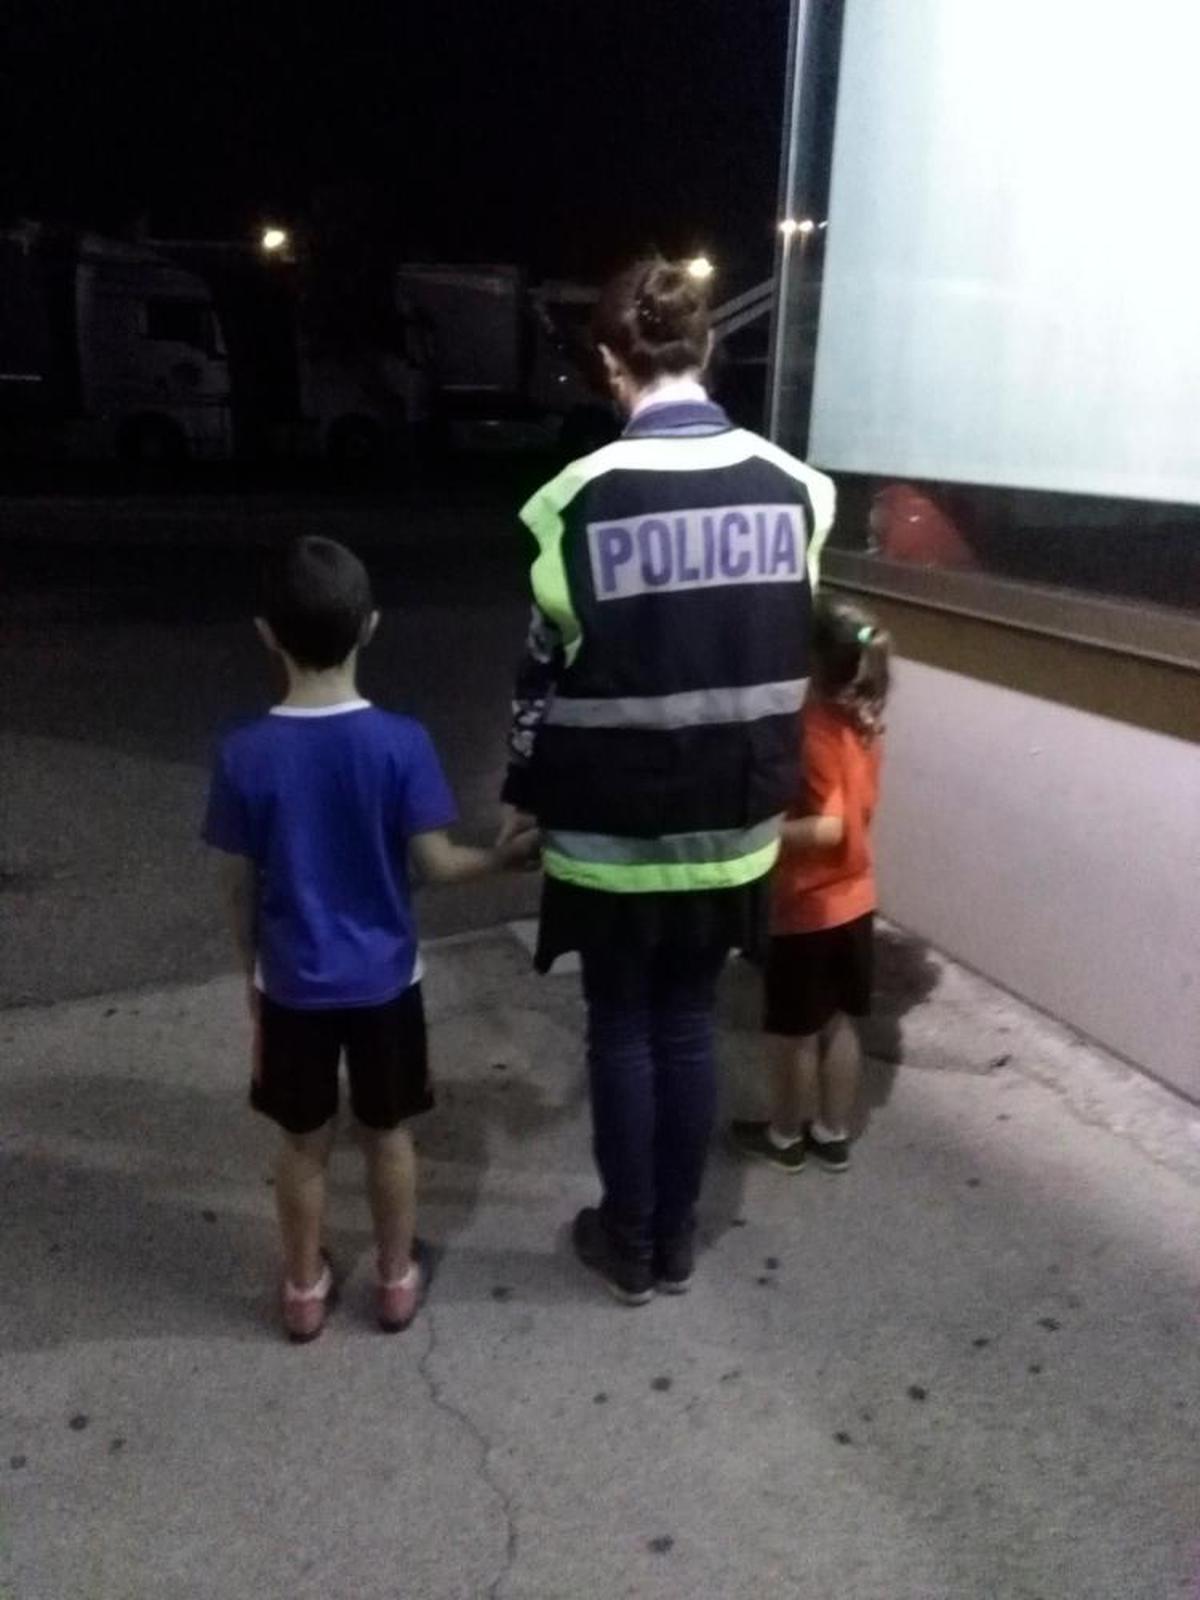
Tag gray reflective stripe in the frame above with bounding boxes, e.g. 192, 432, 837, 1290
544, 816, 782, 867
544, 678, 807, 731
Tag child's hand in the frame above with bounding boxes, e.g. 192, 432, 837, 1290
496, 804, 537, 850
499, 823, 542, 873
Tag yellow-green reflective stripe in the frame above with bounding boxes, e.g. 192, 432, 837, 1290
542, 836, 780, 894
547, 817, 780, 866
522, 485, 585, 665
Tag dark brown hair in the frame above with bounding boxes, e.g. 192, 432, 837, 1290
261, 536, 374, 669
593, 256, 712, 383
810, 594, 891, 734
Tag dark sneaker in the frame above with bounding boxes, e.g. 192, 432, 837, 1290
572, 1208, 654, 1306
654, 1236, 695, 1296
730, 1120, 806, 1174
806, 1126, 851, 1173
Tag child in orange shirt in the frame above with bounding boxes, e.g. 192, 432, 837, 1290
732, 596, 890, 1174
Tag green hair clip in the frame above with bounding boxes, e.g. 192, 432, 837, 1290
856, 624, 875, 645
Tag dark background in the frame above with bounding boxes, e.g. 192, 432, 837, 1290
0, 0, 791, 283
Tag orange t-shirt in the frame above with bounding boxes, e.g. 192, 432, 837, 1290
770, 700, 883, 935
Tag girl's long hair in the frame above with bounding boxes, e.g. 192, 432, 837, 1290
810, 594, 891, 737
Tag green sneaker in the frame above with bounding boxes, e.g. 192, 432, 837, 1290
730, 1120, 806, 1174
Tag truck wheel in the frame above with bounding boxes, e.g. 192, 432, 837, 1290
118, 415, 188, 468
326, 415, 385, 469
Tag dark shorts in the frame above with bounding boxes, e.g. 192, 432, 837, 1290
764, 915, 875, 1037
251, 983, 433, 1136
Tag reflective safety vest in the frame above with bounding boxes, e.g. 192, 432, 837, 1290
519, 399, 835, 895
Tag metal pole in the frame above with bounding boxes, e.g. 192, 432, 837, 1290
765, 0, 817, 444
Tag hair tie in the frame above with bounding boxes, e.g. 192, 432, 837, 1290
635, 292, 663, 335
857, 625, 875, 645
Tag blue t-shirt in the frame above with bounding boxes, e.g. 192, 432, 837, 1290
203, 701, 457, 1009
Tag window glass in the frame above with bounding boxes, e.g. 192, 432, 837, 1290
772, 0, 1200, 614
145, 298, 214, 353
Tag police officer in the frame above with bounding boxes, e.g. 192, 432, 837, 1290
500, 256, 834, 1304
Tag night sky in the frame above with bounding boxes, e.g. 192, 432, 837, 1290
1, 0, 791, 285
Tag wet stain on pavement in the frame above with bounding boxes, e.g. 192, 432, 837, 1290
651, 1376, 673, 1393
490, 1061, 508, 1072
108, 1438, 125, 1455
966, 1177, 982, 1188
647, 1536, 675, 1555
907, 1385, 928, 1402
1038, 1317, 1061, 1332
1028, 1363, 1043, 1375
764, 1256, 780, 1271
201, 1209, 217, 1224
720, 1369, 741, 1384
972, 1337, 992, 1349
834, 1431, 853, 1445
10, 1455, 27, 1470
491, 1285, 513, 1303
593, 1393, 608, 1405
68, 1414, 89, 1431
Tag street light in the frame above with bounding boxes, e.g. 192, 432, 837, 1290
686, 254, 715, 283
779, 217, 818, 238
260, 226, 289, 254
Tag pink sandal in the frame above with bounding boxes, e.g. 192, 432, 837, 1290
377, 1258, 425, 1333
282, 1256, 335, 1344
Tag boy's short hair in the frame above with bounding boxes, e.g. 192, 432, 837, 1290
261, 537, 374, 670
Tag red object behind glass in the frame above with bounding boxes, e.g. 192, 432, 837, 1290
870, 483, 976, 569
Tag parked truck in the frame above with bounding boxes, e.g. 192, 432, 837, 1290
0, 223, 231, 464
156, 240, 431, 469
395, 263, 615, 456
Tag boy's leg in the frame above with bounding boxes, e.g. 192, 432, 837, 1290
732, 930, 823, 1172
360, 1125, 417, 1283
343, 985, 434, 1330
811, 915, 873, 1167
770, 1032, 820, 1141
275, 1121, 337, 1289
816, 1011, 862, 1139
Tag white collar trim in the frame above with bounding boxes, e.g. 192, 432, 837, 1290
630, 378, 709, 420
270, 699, 371, 719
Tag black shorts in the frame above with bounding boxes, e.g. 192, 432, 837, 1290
764, 915, 874, 1038
250, 984, 433, 1136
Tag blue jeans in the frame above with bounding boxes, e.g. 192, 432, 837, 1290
581, 943, 727, 1262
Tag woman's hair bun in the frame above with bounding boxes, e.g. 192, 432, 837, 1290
594, 254, 713, 382
634, 261, 706, 344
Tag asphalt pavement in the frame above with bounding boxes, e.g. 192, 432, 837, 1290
3, 923, 1200, 1600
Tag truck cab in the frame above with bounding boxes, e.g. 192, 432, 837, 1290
0, 225, 232, 464
396, 263, 614, 455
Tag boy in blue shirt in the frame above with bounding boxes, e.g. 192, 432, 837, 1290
205, 536, 535, 1342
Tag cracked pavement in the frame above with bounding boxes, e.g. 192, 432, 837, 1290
3, 924, 1200, 1599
